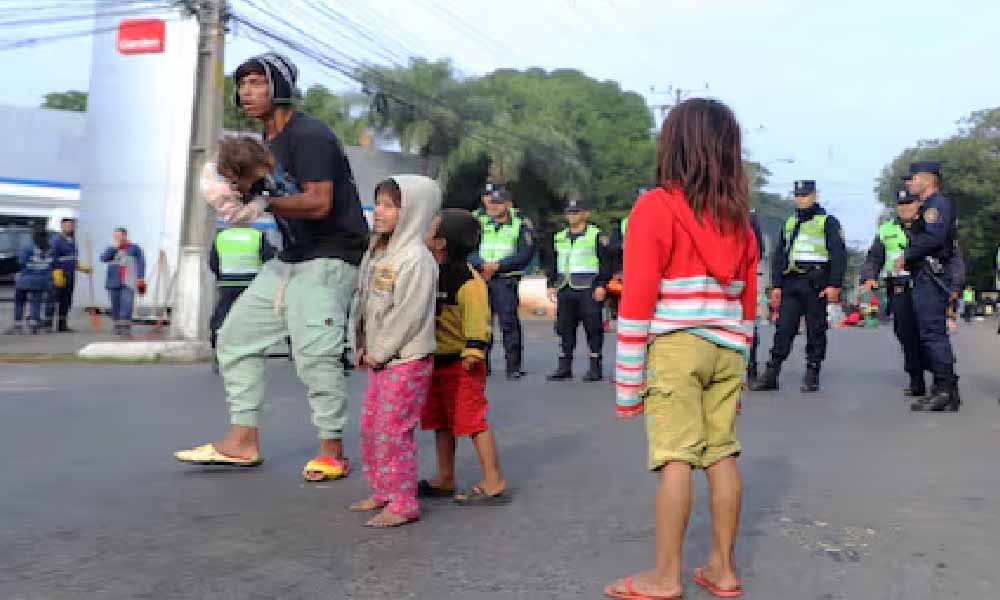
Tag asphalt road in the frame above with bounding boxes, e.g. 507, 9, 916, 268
1, 321, 999, 599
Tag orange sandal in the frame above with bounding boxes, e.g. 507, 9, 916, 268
604, 576, 682, 599
693, 568, 743, 598
302, 455, 350, 482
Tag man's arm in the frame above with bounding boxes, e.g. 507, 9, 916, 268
771, 228, 787, 288
750, 214, 765, 263
133, 246, 146, 280
267, 181, 334, 219
859, 238, 884, 283
609, 225, 625, 276
100, 247, 116, 263
496, 221, 536, 274
594, 231, 613, 289
903, 195, 953, 263
948, 242, 966, 292
545, 233, 559, 288
825, 215, 847, 288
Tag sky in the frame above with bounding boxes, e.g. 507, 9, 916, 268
4, 0, 1000, 244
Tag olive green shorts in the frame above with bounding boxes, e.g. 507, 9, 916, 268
644, 332, 744, 470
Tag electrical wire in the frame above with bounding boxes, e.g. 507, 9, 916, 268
229, 11, 585, 171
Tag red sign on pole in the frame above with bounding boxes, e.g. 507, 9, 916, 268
117, 19, 166, 55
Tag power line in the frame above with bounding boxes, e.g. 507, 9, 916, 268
228, 11, 586, 172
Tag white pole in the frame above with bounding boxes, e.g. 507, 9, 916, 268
172, 0, 224, 342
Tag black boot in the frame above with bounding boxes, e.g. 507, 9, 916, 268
903, 372, 926, 397
914, 370, 959, 412
57, 318, 74, 333
801, 363, 820, 393
582, 355, 603, 382
505, 354, 525, 380
746, 362, 759, 386
751, 362, 780, 391
547, 356, 573, 381
910, 380, 934, 411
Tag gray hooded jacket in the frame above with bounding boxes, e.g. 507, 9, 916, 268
352, 175, 441, 366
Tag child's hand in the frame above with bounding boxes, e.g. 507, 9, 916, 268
462, 356, 481, 371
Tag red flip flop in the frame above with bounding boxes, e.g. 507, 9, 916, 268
604, 576, 682, 600
693, 568, 743, 598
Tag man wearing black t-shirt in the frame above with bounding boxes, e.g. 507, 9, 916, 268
176, 54, 369, 481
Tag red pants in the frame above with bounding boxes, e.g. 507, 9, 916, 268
421, 360, 489, 437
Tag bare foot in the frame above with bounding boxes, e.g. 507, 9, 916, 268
697, 563, 742, 594
365, 509, 417, 528
213, 425, 260, 461
604, 571, 682, 599
478, 478, 506, 496
349, 497, 387, 513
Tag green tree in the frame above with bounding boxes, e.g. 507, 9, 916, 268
42, 90, 87, 112
300, 85, 365, 146
362, 62, 655, 234
877, 107, 1000, 290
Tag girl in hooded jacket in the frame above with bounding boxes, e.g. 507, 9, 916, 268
350, 176, 440, 528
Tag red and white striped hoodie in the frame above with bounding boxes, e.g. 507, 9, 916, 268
615, 186, 759, 417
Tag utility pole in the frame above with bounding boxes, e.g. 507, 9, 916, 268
173, 0, 225, 342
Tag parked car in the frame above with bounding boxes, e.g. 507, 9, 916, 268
0, 226, 33, 283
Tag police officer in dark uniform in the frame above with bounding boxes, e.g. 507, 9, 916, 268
860, 190, 926, 396
753, 180, 846, 393
470, 183, 536, 380
898, 161, 961, 412
546, 196, 612, 382
747, 209, 766, 384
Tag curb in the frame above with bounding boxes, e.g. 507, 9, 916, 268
77, 340, 212, 363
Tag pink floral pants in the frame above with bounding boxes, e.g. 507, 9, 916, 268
360, 356, 433, 518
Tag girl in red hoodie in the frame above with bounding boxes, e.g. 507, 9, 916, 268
606, 99, 758, 600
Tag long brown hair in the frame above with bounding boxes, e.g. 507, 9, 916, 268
656, 98, 750, 234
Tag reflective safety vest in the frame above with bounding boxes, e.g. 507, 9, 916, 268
216, 228, 264, 286
878, 219, 908, 278
478, 209, 524, 277
784, 214, 829, 270
962, 288, 976, 303
620, 217, 629, 238
554, 225, 600, 289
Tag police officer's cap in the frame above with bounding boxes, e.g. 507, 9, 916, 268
483, 183, 510, 202
792, 180, 817, 196
896, 190, 919, 204
907, 161, 941, 177
564, 197, 591, 211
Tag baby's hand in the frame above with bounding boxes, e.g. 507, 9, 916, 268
201, 162, 240, 210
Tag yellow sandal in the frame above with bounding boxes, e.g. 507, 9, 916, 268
303, 455, 350, 482
174, 444, 263, 467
